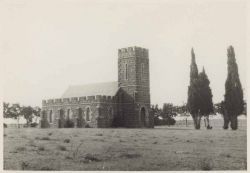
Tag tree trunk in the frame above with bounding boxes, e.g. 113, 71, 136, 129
204, 115, 212, 129
196, 116, 201, 129
192, 113, 201, 130
230, 115, 238, 130
204, 117, 207, 128
223, 113, 230, 129
192, 114, 197, 129
17, 116, 20, 128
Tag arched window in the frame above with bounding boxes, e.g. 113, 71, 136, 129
49, 110, 53, 123
86, 107, 90, 121
125, 64, 128, 80
42, 110, 46, 119
108, 107, 113, 119
59, 109, 64, 119
67, 109, 70, 119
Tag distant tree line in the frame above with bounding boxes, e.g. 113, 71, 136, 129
3, 102, 41, 127
151, 103, 188, 126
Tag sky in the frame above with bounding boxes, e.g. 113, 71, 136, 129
1, 0, 247, 107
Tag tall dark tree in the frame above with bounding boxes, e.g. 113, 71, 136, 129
8, 103, 22, 128
162, 103, 175, 117
3, 102, 10, 118
224, 45, 244, 130
21, 106, 34, 125
187, 48, 201, 129
197, 67, 214, 129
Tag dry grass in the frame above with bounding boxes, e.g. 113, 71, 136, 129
3, 121, 247, 171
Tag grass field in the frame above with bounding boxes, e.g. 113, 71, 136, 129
3, 121, 247, 171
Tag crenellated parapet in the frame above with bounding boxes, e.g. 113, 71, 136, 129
118, 46, 148, 59
42, 95, 116, 107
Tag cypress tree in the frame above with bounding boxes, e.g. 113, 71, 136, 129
198, 67, 214, 129
224, 45, 244, 130
187, 48, 201, 129
198, 67, 213, 115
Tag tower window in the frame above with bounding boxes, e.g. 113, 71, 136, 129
125, 64, 128, 80
133, 91, 137, 102
86, 107, 90, 121
141, 63, 144, 80
49, 110, 53, 123
67, 109, 70, 119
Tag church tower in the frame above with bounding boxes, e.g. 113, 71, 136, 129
118, 46, 153, 128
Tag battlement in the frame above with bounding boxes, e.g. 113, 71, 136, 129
42, 95, 115, 106
118, 46, 148, 58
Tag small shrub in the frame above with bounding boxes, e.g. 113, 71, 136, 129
220, 153, 231, 158
77, 118, 84, 128
40, 119, 50, 128
96, 133, 103, 136
65, 155, 73, 160
154, 116, 176, 126
21, 161, 29, 170
64, 139, 70, 143
120, 153, 141, 159
4, 123, 7, 128
30, 122, 38, 127
58, 145, 67, 151
84, 153, 102, 162
16, 146, 26, 152
64, 119, 74, 128
38, 146, 45, 151
41, 137, 50, 140
48, 132, 53, 136
153, 141, 158, 144
71, 142, 83, 160
4, 134, 7, 137
199, 158, 213, 171
85, 124, 92, 128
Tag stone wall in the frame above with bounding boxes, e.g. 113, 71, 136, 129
41, 95, 117, 128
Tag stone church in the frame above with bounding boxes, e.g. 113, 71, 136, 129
41, 46, 154, 128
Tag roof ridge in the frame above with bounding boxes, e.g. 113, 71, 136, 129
69, 81, 117, 87
61, 81, 118, 98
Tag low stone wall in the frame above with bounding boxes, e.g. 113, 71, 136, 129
41, 95, 117, 128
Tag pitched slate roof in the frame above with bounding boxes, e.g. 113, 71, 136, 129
62, 81, 118, 98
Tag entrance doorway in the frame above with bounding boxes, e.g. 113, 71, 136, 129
140, 107, 146, 127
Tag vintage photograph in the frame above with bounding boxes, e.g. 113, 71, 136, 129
2, 0, 247, 171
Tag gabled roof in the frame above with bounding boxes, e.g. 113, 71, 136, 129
62, 81, 118, 98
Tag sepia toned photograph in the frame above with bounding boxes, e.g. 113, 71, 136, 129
1, 0, 247, 171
